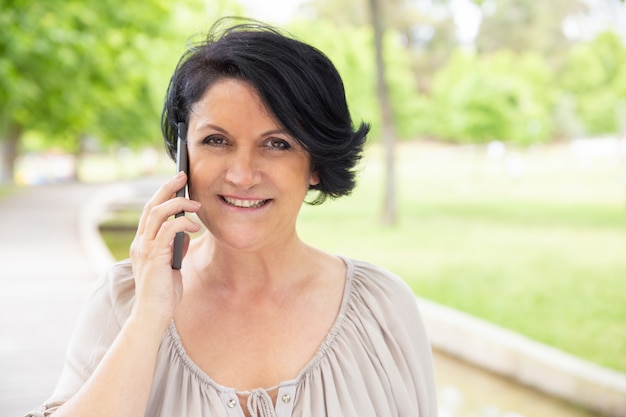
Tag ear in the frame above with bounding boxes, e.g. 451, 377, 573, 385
309, 170, 320, 186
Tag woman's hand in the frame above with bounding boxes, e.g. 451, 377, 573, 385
129, 172, 201, 330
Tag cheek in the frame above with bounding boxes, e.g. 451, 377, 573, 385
186, 159, 213, 199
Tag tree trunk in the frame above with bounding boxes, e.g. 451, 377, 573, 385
69, 134, 88, 182
368, 0, 398, 226
1, 123, 22, 184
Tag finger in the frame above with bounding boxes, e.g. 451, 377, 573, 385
154, 216, 201, 254
130, 216, 200, 265
137, 172, 188, 235
142, 197, 201, 241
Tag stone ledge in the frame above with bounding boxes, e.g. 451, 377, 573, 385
418, 297, 626, 417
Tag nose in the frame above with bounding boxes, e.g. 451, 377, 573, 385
224, 149, 261, 189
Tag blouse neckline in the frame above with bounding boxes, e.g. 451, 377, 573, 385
166, 255, 356, 396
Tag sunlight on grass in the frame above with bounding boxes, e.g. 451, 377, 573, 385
297, 142, 626, 372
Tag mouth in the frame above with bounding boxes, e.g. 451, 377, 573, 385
221, 196, 271, 209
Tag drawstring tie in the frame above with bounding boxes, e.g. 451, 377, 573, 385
247, 388, 276, 417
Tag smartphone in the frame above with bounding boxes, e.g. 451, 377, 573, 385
172, 122, 188, 270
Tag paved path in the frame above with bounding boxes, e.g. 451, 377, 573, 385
0, 179, 158, 417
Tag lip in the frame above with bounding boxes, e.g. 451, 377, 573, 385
219, 195, 272, 209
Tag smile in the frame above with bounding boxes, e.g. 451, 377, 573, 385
221, 196, 270, 208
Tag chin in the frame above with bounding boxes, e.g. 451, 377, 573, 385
212, 228, 268, 251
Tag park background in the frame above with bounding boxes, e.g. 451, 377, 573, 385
1, 0, 625, 416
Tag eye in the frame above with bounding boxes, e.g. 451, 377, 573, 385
202, 135, 229, 147
265, 138, 292, 150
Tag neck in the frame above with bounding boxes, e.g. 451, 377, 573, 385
187, 231, 317, 294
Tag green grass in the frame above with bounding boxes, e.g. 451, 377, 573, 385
100, 142, 626, 373
99, 229, 136, 261
0, 184, 17, 200
99, 209, 141, 260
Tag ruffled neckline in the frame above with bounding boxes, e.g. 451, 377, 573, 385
165, 255, 356, 395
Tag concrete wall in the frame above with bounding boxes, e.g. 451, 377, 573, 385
418, 297, 626, 417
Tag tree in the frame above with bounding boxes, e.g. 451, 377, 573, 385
558, 30, 626, 135
299, 0, 427, 225
303, 0, 455, 93
289, 20, 422, 142
0, 1, 167, 182
428, 50, 554, 145
475, 0, 588, 67
0, 0, 241, 183
368, 0, 397, 225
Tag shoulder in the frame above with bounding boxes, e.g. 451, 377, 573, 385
338, 256, 428, 342
345, 257, 419, 314
102, 259, 136, 325
44, 260, 136, 403
82, 259, 135, 327
73, 258, 136, 336
330, 257, 438, 415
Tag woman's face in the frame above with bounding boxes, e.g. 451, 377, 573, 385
186, 78, 319, 251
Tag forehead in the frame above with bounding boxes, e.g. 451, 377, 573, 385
188, 79, 293, 140
191, 79, 273, 118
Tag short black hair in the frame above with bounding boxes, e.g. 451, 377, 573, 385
161, 17, 370, 204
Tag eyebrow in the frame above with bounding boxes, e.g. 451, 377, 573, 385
194, 121, 227, 134
194, 121, 290, 138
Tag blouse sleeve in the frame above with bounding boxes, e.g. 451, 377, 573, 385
351, 260, 438, 417
24, 260, 135, 416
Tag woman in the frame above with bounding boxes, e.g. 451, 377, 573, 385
27, 19, 437, 417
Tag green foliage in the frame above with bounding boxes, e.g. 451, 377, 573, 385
0, 0, 242, 156
428, 50, 554, 144
3, 0, 625, 166
303, 0, 626, 143
289, 21, 424, 140
1, 1, 163, 150
290, 21, 377, 135
559, 30, 626, 135
384, 33, 431, 139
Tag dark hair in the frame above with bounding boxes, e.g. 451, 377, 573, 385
161, 17, 369, 204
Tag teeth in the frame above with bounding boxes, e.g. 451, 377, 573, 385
223, 196, 268, 208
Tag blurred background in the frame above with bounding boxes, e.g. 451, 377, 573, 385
1, 0, 625, 416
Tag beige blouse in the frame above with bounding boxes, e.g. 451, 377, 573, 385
27, 257, 438, 417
